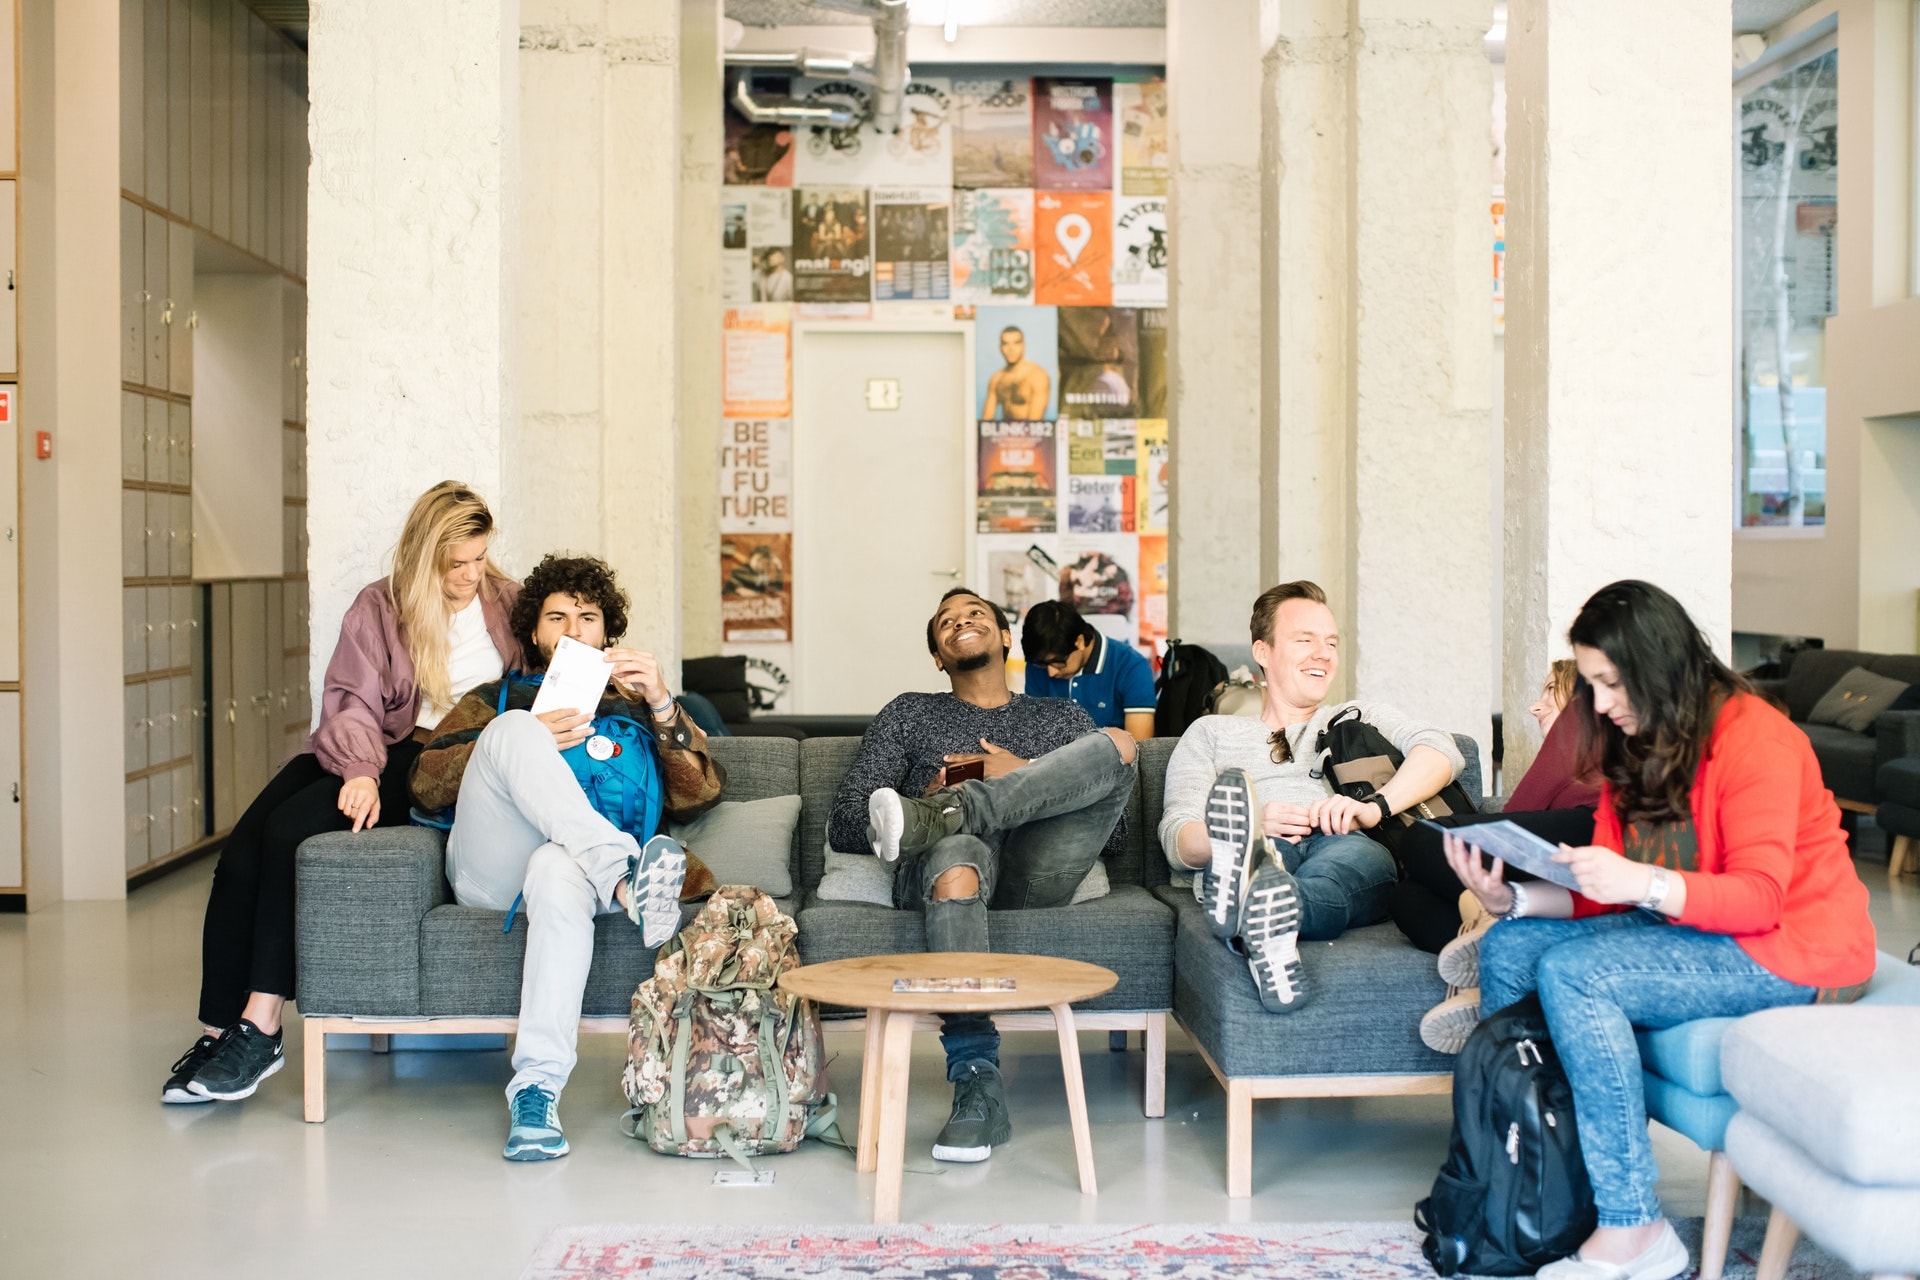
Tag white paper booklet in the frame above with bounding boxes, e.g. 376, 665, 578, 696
530, 635, 615, 718
1421, 819, 1583, 892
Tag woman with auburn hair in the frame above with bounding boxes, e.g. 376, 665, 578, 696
164, 482, 526, 1106
1446, 580, 1875, 1280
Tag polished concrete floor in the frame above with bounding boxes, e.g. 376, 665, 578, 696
2, 833, 1914, 1280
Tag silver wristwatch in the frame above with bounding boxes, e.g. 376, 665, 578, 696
1501, 881, 1530, 921
1637, 865, 1671, 913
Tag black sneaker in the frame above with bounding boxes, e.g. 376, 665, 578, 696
867, 787, 964, 864
161, 1033, 223, 1105
1240, 846, 1310, 1014
187, 1020, 285, 1101
930, 1059, 1012, 1163
1199, 768, 1259, 939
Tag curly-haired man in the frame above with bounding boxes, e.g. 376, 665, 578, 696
410, 554, 726, 1161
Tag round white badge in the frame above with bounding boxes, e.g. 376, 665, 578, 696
585, 735, 615, 761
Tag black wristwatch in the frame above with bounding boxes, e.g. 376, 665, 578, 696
1365, 792, 1393, 825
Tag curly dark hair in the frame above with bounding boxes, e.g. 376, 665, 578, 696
511, 554, 630, 669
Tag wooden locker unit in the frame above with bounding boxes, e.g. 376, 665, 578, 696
188, 0, 212, 227
120, 490, 145, 581
146, 584, 170, 674
169, 401, 191, 485
0, 693, 19, 891
142, 0, 167, 207
170, 583, 194, 669
144, 396, 166, 480
248, 14, 267, 259
167, 0, 189, 217
169, 492, 191, 577
208, 0, 230, 241
147, 764, 172, 865
119, 0, 144, 193
0, 181, 15, 377
143, 211, 167, 386
125, 682, 148, 776
144, 489, 168, 578
121, 391, 144, 482
170, 672, 192, 762
120, 201, 144, 382
171, 761, 196, 853
209, 583, 235, 832
146, 677, 171, 775
189, 587, 207, 846
264, 38, 280, 270
125, 775, 149, 872
123, 585, 146, 679
167, 222, 193, 393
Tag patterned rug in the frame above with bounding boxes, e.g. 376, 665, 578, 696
522, 1217, 1848, 1280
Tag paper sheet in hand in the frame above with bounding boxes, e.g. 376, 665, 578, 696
1422, 819, 1582, 891
530, 635, 614, 718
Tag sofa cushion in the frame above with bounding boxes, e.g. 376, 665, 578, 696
670, 795, 800, 897
1159, 887, 1451, 1078
1725, 1112, 1920, 1277
814, 847, 1111, 906
1785, 649, 1879, 722
295, 826, 449, 1016
1636, 1017, 1737, 1096
1722, 1005, 1920, 1186
1807, 667, 1914, 734
1797, 721, 1879, 802
1867, 653, 1920, 691
1880, 758, 1920, 811
792, 883, 1173, 1013
703, 736, 801, 890
1643, 1071, 1737, 1151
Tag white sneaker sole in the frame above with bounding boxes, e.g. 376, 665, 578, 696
1242, 871, 1307, 1012
1202, 773, 1256, 938
868, 789, 905, 864
160, 1085, 214, 1105
187, 1052, 285, 1101
930, 1142, 991, 1163
631, 838, 688, 950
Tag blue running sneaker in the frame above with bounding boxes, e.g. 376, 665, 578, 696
504, 1084, 568, 1162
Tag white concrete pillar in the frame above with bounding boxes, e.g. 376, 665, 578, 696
307, 0, 519, 684
1166, 0, 1268, 646
17, 0, 126, 901
1347, 0, 1494, 764
677, 0, 723, 661
1503, 0, 1732, 779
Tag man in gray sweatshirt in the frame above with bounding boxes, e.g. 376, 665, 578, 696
1159, 581, 1463, 1014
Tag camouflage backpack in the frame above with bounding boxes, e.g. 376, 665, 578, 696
620, 885, 834, 1165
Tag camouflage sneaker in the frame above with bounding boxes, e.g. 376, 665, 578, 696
1199, 768, 1259, 940
866, 787, 964, 864
623, 835, 688, 951
504, 1084, 568, 1162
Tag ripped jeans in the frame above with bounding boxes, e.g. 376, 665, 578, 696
890, 730, 1136, 1077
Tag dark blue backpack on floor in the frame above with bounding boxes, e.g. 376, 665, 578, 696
1415, 994, 1597, 1276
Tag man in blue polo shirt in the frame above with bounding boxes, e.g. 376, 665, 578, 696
1020, 601, 1157, 738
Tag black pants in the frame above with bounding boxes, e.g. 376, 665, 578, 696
1387, 807, 1596, 955
197, 743, 422, 1027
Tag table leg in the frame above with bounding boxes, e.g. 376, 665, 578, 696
1052, 1002, 1097, 1195
872, 1008, 918, 1223
856, 1008, 887, 1173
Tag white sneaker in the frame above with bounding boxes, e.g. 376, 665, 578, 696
622, 835, 688, 950
1536, 1221, 1689, 1280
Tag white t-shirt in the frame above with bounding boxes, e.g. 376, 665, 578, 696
417, 596, 505, 728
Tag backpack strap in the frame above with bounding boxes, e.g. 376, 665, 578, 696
758, 1002, 790, 1139
497, 674, 516, 716
667, 995, 695, 1148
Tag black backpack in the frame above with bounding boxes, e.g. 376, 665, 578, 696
1313, 705, 1477, 862
1153, 639, 1230, 738
1415, 995, 1597, 1276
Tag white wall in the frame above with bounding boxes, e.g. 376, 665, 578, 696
192, 274, 285, 579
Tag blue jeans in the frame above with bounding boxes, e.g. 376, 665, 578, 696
1270, 831, 1397, 941
1480, 912, 1814, 1227
890, 730, 1136, 1077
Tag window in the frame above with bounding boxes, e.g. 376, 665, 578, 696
1736, 44, 1839, 529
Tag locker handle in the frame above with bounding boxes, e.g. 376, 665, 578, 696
6, 269, 12, 291
11, 784, 17, 803
162, 299, 174, 325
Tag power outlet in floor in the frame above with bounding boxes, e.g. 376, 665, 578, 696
712, 1169, 775, 1188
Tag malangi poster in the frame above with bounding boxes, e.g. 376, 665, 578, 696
1035, 191, 1112, 306
1032, 77, 1113, 192
1116, 78, 1169, 196
791, 186, 872, 304
722, 305, 791, 418
1058, 306, 1138, 419
1136, 307, 1168, 419
1112, 197, 1168, 306
1138, 533, 1168, 652
953, 76, 1034, 188
1137, 418, 1168, 533
719, 418, 792, 534
721, 533, 793, 643
791, 77, 954, 187
1066, 474, 1136, 535
977, 420, 1058, 534
872, 185, 951, 301
974, 305, 1058, 421
978, 537, 1059, 631
951, 189, 1035, 305
724, 112, 795, 187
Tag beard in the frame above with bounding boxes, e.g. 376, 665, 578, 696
951, 650, 994, 673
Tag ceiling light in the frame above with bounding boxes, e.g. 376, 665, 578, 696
943, 0, 959, 43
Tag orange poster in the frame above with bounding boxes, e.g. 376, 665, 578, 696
1034, 191, 1112, 307
722, 305, 792, 418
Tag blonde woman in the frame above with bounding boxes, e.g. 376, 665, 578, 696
166, 482, 525, 1105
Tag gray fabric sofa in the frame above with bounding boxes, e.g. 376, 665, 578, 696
293, 732, 1177, 1122
1753, 648, 1920, 808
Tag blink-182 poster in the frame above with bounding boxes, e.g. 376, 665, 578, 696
977, 419, 1058, 534
791, 186, 872, 304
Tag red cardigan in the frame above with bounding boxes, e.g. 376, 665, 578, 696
1578, 693, 1876, 991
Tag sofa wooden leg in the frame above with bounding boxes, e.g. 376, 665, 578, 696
1109, 1030, 1129, 1051
1700, 1150, 1739, 1280
369, 1034, 391, 1054
1890, 834, 1915, 882
1143, 1012, 1167, 1119
1226, 1079, 1253, 1198
1755, 1205, 1800, 1280
303, 1018, 327, 1123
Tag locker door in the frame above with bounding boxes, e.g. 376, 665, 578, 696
141, 0, 166, 206
119, 0, 144, 193
0, 181, 16, 376
145, 490, 168, 579
170, 583, 194, 669
125, 682, 149, 775
230, 580, 268, 808
120, 200, 144, 382
147, 765, 172, 865
170, 672, 192, 761
125, 775, 150, 872
190, 585, 207, 841
0, 401, 14, 682
171, 761, 195, 853
264, 580, 285, 766
0, 692, 19, 890
143, 211, 168, 386
123, 585, 147, 678
145, 397, 167, 483
188, 0, 211, 225
121, 391, 145, 482
208, 0, 230, 241
169, 401, 191, 486
169, 492, 191, 577
121, 490, 146, 580
147, 585, 171, 673
147, 678, 172, 768
209, 583, 235, 832
167, 220, 193, 393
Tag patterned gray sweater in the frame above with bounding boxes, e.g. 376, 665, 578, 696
827, 691, 1126, 857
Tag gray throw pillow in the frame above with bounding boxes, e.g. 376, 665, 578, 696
1806, 666, 1913, 734
814, 846, 1110, 907
668, 795, 800, 897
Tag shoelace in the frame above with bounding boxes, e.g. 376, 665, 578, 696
171, 1036, 219, 1075
512, 1087, 556, 1130
950, 1070, 991, 1123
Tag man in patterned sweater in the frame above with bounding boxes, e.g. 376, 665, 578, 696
828, 587, 1138, 1164
411, 554, 726, 1163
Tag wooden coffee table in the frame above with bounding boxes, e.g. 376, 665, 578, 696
778, 952, 1117, 1223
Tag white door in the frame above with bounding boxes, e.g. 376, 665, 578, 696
794, 328, 967, 714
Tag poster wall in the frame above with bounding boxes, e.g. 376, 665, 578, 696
1116, 78, 1169, 196
954, 76, 1034, 188
952, 189, 1035, 304
792, 186, 872, 305
721, 533, 793, 643
872, 185, 951, 301
977, 420, 1058, 534
722, 306, 791, 418
974, 305, 1059, 421
719, 418, 792, 533
1033, 77, 1113, 192
1035, 191, 1113, 306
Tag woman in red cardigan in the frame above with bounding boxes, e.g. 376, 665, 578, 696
1446, 579, 1875, 1280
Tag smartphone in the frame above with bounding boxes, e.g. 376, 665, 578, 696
945, 758, 986, 784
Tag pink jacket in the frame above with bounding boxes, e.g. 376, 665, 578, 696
306, 576, 524, 782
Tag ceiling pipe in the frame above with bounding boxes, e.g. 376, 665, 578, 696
865, 0, 911, 135
725, 48, 864, 79
729, 72, 859, 128
723, 0, 912, 135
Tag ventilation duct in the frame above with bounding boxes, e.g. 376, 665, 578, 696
725, 0, 912, 135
